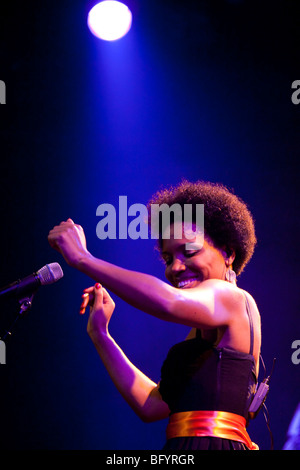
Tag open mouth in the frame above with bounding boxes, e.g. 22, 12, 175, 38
177, 277, 200, 288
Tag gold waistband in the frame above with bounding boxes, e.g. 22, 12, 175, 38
166, 410, 259, 450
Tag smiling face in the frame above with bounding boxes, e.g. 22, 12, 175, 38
161, 222, 228, 289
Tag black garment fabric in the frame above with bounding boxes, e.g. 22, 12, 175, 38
163, 436, 249, 450
159, 328, 257, 450
159, 338, 257, 418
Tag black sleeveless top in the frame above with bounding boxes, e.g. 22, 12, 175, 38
159, 294, 257, 449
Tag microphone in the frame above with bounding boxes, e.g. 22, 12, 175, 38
0, 263, 64, 300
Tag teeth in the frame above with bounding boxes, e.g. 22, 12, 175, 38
178, 278, 198, 288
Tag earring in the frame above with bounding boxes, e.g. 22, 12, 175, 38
225, 268, 236, 283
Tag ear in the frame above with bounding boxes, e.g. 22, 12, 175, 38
223, 246, 236, 267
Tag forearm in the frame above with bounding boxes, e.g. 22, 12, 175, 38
79, 254, 174, 319
89, 328, 167, 421
48, 220, 175, 321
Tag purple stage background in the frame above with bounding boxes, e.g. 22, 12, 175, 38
0, 0, 299, 450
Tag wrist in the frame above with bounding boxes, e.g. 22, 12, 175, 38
75, 251, 95, 271
87, 323, 110, 344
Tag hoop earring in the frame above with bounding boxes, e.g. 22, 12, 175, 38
225, 268, 236, 283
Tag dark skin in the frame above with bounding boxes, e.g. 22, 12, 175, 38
48, 219, 261, 421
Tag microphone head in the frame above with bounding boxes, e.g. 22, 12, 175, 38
37, 263, 64, 285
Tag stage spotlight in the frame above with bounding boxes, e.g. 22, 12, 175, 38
87, 1, 132, 42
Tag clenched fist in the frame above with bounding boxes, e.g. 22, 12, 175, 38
48, 218, 91, 268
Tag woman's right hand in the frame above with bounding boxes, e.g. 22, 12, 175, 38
80, 283, 115, 339
48, 219, 91, 269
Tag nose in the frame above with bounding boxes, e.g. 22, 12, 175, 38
165, 256, 186, 286
170, 257, 186, 273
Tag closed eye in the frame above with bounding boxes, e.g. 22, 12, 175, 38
162, 255, 172, 266
161, 248, 201, 265
184, 249, 201, 258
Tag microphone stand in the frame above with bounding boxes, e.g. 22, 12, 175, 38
0, 293, 35, 342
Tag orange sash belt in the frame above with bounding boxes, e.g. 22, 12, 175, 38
166, 410, 259, 450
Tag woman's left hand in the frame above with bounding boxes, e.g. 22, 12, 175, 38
80, 283, 116, 339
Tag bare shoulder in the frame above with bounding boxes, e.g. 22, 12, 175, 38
182, 282, 261, 370
199, 279, 245, 309
215, 283, 262, 367
169, 278, 259, 331
200, 279, 261, 328
238, 288, 261, 326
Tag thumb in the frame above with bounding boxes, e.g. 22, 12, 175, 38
93, 283, 104, 309
102, 287, 114, 306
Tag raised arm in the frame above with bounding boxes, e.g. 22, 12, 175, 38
48, 219, 236, 330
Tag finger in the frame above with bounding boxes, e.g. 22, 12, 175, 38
54, 220, 74, 229
92, 283, 104, 309
101, 287, 114, 304
81, 293, 90, 308
83, 286, 96, 294
48, 226, 68, 236
79, 293, 89, 315
79, 290, 93, 314
48, 233, 60, 249
83, 283, 102, 294
80, 284, 102, 314
79, 288, 96, 313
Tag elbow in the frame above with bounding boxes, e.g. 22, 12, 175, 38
135, 406, 159, 423
140, 413, 155, 423
138, 410, 167, 423
135, 398, 170, 423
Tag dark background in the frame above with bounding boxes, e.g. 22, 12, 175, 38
0, 0, 299, 450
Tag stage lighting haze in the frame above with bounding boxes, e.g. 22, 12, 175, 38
87, 1, 132, 41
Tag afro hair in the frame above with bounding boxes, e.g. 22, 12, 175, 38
147, 180, 257, 276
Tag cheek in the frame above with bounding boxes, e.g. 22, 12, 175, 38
209, 252, 226, 275
189, 252, 221, 274
165, 266, 172, 282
